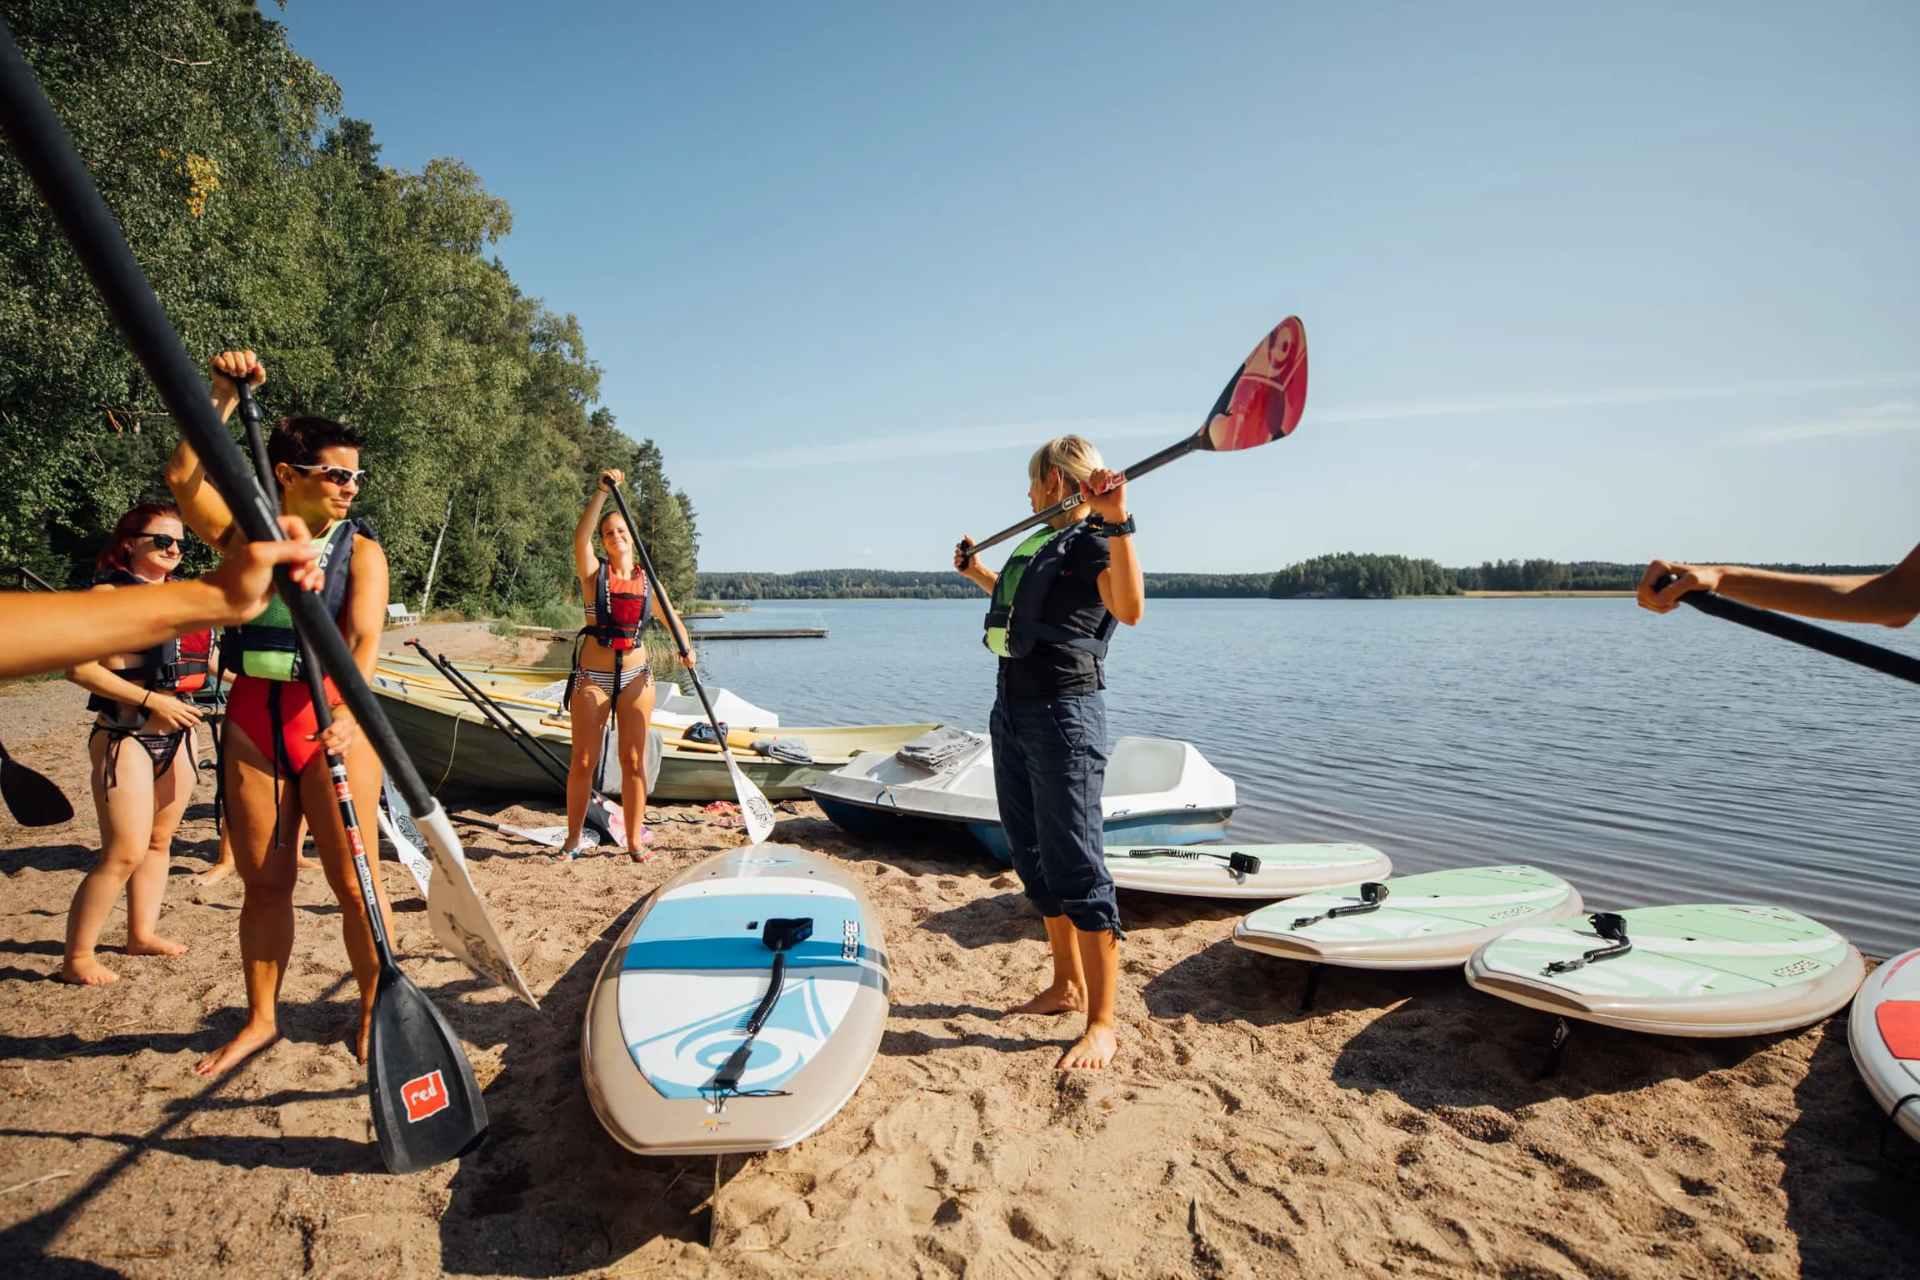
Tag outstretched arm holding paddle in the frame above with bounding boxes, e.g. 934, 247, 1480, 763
1639, 547, 1920, 628
0, 528, 323, 681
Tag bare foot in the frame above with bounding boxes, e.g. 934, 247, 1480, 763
191, 861, 234, 887
354, 1002, 374, 1064
57, 955, 120, 985
195, 1019, 278, 1075
296, 855, 320, 872
1058, 1023, 1118, 1071
126, 935, 189, 958
1005, 983, 1085, 1016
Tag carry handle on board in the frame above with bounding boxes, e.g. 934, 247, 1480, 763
959, 317, 1307, 564
1544, 911, 1633, 975
708, 917, 815, 1098
237, 380, 489, 1174
0, 19, 534, 1018
1293, 881, 1388, 930
1657, 574, 1920, 686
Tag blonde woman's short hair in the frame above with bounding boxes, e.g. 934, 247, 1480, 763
1027, 435, 1104, 491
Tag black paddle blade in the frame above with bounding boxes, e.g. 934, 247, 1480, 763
0, 742, 74, 827
1201, 316, 1308, 452
366, 964, 487, 1173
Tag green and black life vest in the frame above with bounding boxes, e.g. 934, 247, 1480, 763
224, 518, 369, 681
981, 520, 1117, 660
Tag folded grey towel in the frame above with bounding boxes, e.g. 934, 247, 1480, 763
751, 737, 813, 764
896, 726, 988, 772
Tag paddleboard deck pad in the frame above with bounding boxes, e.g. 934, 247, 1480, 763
583, 844, 890, 1155
1234, 864, 1582, 969
1848, 947, 1920, 1143
1106, 842, 1391, 900
1466, 903, 1865, 1038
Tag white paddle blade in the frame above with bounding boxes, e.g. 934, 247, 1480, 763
376, 807, 434, 899
723, 751, 778, 844
499, 824, 598, 850
415, 802, 540, 1009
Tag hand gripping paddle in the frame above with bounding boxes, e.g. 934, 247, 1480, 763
1654, 574, 1920, 687
602, 481, 777, 843
959, 317, 1308, 562
0, 14, 535, 1168
236, 383, 488, 1174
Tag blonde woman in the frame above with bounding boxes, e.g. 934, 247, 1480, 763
954, 436, 1144, 1071
559, 470, 695, 861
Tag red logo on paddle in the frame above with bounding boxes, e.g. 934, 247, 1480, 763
401, 1069, 450, 1123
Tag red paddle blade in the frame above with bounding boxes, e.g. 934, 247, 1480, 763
1204, 316, 1308, 451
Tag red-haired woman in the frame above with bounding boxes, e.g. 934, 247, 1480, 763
61, 503, 214, 984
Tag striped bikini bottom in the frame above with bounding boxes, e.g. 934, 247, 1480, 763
577, 663, 651, 697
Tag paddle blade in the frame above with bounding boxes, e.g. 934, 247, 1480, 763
0, 744, 73, 827
415, 803, 540, 1009
724, 752, 778, 844
1202, 316, 1308, 452
378, 776, 433, 899
366, 964, 488, 1173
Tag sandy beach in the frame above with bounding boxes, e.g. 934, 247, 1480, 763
0, 626, 1913, 1278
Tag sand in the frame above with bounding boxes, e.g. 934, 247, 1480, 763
1, 625, 1914, 1278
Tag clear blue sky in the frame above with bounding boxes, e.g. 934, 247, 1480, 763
276, 1, 1918, 573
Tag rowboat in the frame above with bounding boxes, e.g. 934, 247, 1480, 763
805, 733, 1238, 860
371, 675, 933, 802
374, 654, 780, 729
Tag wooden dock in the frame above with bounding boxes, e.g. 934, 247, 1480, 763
688, 627, 827, 640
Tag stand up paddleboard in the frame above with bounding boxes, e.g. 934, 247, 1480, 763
1848, 947, 1920, 1144
1465, 904, 1865, 1039
582, 844, 890, 1155
1105, 842, 1391, 900
1234, 865, 1583, 969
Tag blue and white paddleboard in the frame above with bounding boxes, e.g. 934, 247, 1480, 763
582, 844, 890, 1155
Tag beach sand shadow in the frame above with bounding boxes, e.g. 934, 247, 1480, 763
435, 901, 730, 1278
1329, 975, 1792, 1109
0, 842, 97, 873
1780, 1019, 1920, 1278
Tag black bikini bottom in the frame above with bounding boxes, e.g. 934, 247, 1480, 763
90, 722, 188, 788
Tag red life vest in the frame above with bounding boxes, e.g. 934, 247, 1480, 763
87, 569, 213, 713
590, 563, 652, 651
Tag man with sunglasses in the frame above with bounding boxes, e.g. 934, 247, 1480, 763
164, 349, 396, 1077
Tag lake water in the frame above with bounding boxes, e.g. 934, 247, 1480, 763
687, 597, 1920, 958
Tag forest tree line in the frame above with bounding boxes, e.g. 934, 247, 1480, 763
700, 556, 1893, 601
0, 0, 697, 621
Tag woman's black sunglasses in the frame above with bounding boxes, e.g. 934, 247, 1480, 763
133, 532, 186, 552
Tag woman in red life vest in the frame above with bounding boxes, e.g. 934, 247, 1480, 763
560, 469, 696, 860
60, 504, 213, 984
165, 350, 395, 1076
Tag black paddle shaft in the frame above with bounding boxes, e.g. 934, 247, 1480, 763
601, 481, 733, 742
0, 22, 440, 821
1658, 575, 1920, 686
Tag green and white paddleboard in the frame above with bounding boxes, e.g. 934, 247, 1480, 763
1465, 903, 1865, 1038
1104, 842, 1390, 900
1233, 865, 1583, 970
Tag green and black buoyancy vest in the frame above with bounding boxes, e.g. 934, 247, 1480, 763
981, 520, 1117, 660
225, 519, 366, 681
